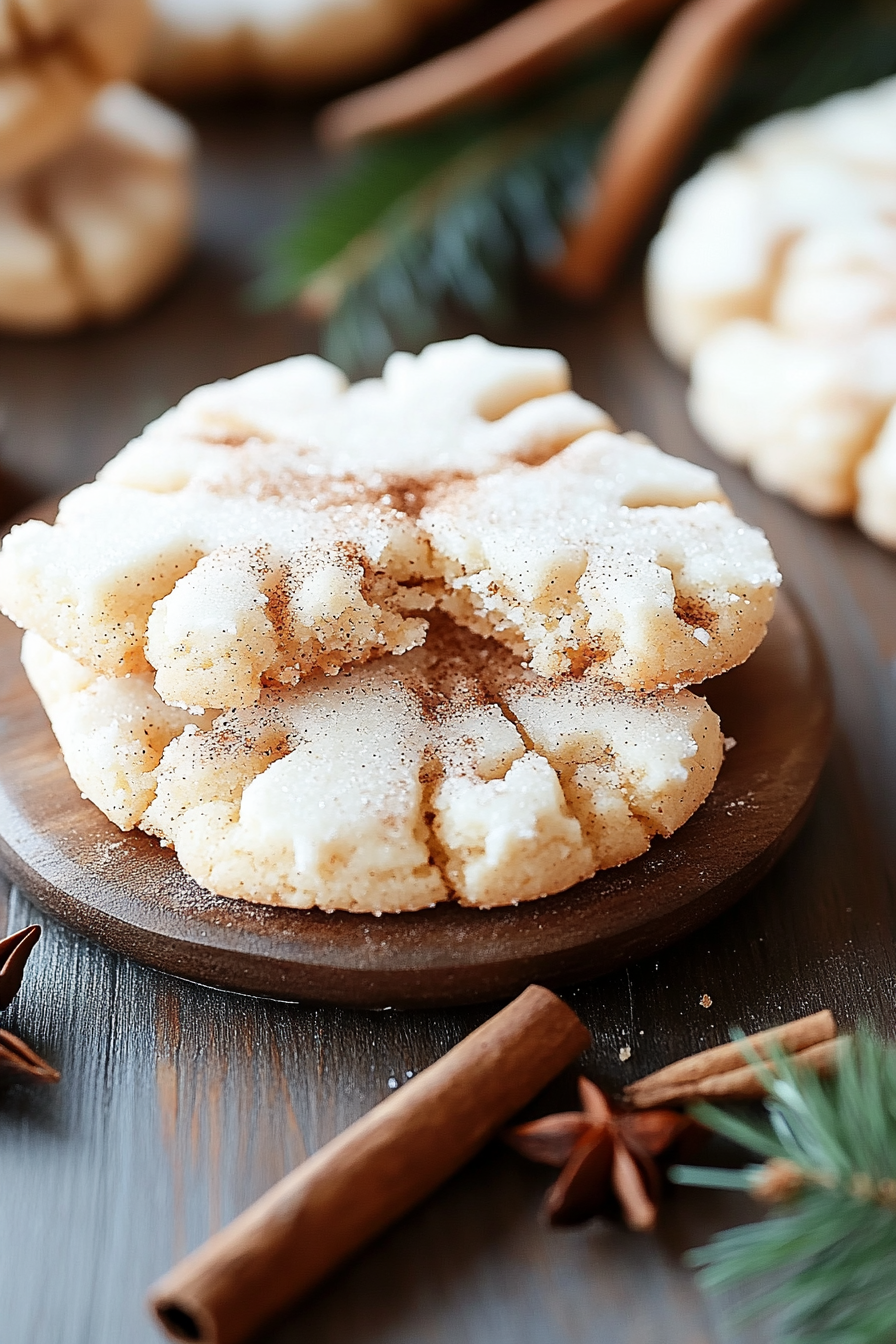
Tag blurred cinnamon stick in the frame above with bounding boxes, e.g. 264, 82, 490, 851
624, 1009, 837, 1108
149, 984, 590, 1344
549, 0, 798, 298
662, 1037, 846, 1103
318, 0, 682, 147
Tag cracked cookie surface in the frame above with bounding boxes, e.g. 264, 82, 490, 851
0, 336, 778, 708
422, 431, 779, 688
23, 617, 724, 912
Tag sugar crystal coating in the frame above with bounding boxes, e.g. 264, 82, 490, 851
22, 631, 212, 828
6, 337, 775, 911
24, 618, 724, 912
422, 433, 779, 687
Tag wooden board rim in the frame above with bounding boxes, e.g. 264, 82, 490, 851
0, 582, 831, 1008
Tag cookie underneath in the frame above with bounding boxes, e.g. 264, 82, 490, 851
23, 617, 725, 913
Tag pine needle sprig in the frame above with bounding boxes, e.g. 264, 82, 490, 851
319, 114, 612, 372
670, 1029, 896, 1344
260, 0, 896, 373
258, 43, 646, 372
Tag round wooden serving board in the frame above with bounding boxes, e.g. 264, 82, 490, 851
0, 588, 830, 1008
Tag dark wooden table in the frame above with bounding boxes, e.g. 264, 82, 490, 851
0, 100, 894, 1344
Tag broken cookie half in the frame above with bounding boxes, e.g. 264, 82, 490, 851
0, 337, 780, 711
421, 430, 779, 689
23, 617, 724, 912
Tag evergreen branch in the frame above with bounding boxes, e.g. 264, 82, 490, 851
671, 1029, 896, 1344
319, 115, 612, 372
252, 124, 484, 305
258, 0, 896, 373
255, 41, 647, 370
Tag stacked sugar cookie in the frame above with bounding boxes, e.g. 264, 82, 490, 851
0, 337, 781, 912
141, 0, 471, 96
647, 75, 896, 549
0, 0, 194, 333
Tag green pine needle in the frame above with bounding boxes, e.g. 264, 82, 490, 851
670, 1029, 896, 1344
317, 111, 615, 372
258, 0, 896, 373
256, 42, 647, 371
251, 123, 483, 305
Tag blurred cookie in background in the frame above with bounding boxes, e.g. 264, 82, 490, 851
141, 0, 473, 96
0, 82, 195, 333
647, 75, 896, 549
0, 0, 151, 182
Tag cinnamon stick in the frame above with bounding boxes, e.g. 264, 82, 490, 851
549, 0, 798, 298
624, 1009, 837, 1108
149, 985, 590, 1344
666, 1037, 847, 1103
317, 0, 681, 147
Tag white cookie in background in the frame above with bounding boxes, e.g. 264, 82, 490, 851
647, 77, 896, 368
772, 222, 896, 339
23, 618, 724, 912
0, 82, 194, 333
646, 74, 896, 545
141, 0, 470, 95
0, 0, 150, 182
0, 337, 778, 709
647, 156, 896, 368
689, 321, 896, 516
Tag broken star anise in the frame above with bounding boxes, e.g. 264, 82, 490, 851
504, 1075, 701, 1230
0, 924, 59, 1084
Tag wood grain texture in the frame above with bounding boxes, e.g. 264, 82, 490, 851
0, 98, 894, 1344
0, 584, 830, 1007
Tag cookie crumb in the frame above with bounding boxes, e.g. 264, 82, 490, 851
699, 994, 713, 1008
618, 1044, 632, 1062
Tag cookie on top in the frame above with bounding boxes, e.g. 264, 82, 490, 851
0, 337, 779, 715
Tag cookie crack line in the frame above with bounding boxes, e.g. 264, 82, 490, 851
470, 673, 643, 900
4, 336, 773, 912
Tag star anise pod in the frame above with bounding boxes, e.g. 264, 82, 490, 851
505, 1075, 702, 1230
0, 1027, 59, 1082
0, 924, 41, 1009
0, 924, 59, 1084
